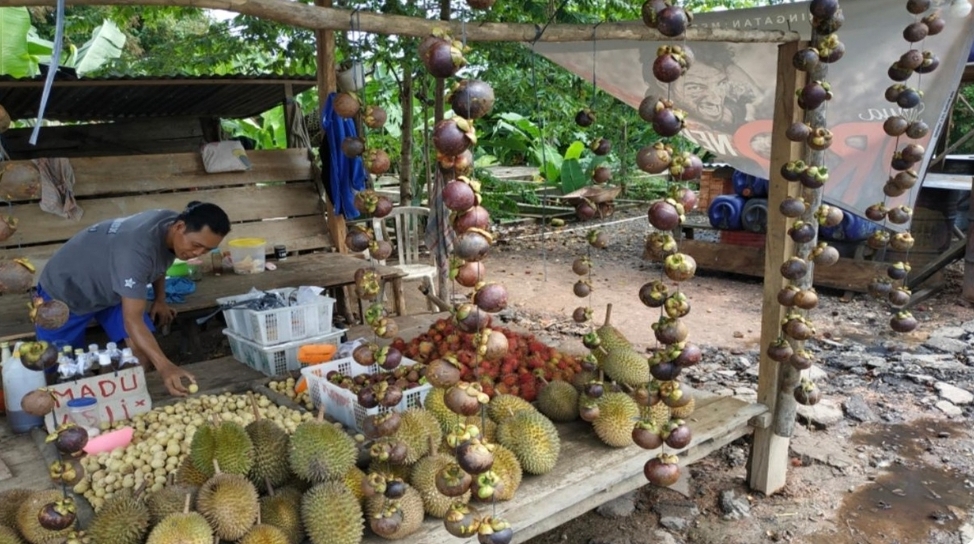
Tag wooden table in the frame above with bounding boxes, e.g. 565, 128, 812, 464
0, 252, 407, 342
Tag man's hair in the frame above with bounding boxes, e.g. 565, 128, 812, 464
178, 201, 231, 236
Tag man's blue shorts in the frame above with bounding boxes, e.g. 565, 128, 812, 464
34, 284, 155, 350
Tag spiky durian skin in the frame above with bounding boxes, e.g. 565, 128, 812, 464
0, 489, 32, 529
641, 402, 672, 427
85, 491, 151, 544
175, 456, 210, 487
364, 485, 424, 540
260, 488, 304, 544
424, 387, 461, 436
145, 511, 212, 544
301, 482, 363, 544
670, 397, 696, 419
246, 418, 292, 492
601, 347, 650, 386
485, 444, 522, 502
596, 323, 632, 350
592, 392, 640, 448
487, 394, 535, 424
536, 380, 580, 423
343, 466, 367, 505
196, 473, 259, 541
17, 490, 74, 544
240, 524, 290, 544
288, 420, 357, 484
0, 525, 24, 544
146, 484, 198, 525
390, 408, 442, 465
409, 453, 471, 518
496, 410, 560, 475
190, 421, 255, 477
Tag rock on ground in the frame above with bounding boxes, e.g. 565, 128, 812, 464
719, 490, 751, 521
935, 400, 963, 417
653, 500, 700, 532
934, 382, 973, 405
796, 398, 844, 427
842, 394, 876, 423
922, 336, 969, 354
595, 492, 636, 519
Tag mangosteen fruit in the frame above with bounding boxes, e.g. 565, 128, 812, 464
650, 359, 681, 381
812, 244, 840, 267
794, 379, 821, 406
423, 39, 467, 78
865, 203, 889, 222
891, 170, 919, 190
887, 205, 913, 224
641, 0, 670, 26
37, 499, 76, 531
779, 197, 807, 218
777, 285, 800, 307
444, 179, 478, 212
866, 230, 891, 250
364, 105, 388, 129
645, 231, 678, 261
786, 122, 812, 142
900, 49, 924, 70
793, 288, 819, 310
364, 148, 391, 176
792, 47, 820, 71
477, 516, 514, 544
353, 344, 377, 367
371, 411, 402, 437
0, 258, 35, 295
21, 389, 55, 416
368, 240, 393, 261
644, 453, 681, 487
377, 346, 403, 370
647, 198, 685, 231
47, 425, 89, 456
455, 230, 492, 262
333, 92, 361, 118
889, 287, 912, 308
427, 358, 462, 388
572, 257, 591, 276
341, 137, 366, 158
815, 204, 844, 228
664, 420, 692, 449
379, 384, 403, 408
638, 94, 662, 123
587, 229, 609, 249
639, 280, 670, 308
444, 382, 486, 416
780, 160, 807, 182
573, 280, 592, 298
636, 143, 673, 174
766, 338, 794, 363
663, 253, 696, 282
436, 463, 473, 497
782, 314, 814, 341
906, 120, 929, 139
371, 506, 404, 538
907, 0, 931, 14
674, 343, 702, 368
592, 165, 612, 185
814, 9, 844, 34
798, 80, 832, 110
671, 186, 698, 213
890, 310, 918, 333
474, 283, 508, 313
886, 84, 906, 103
890, 232, 915, 251
809, 0, 839, 19
450, 79, 495, 120
652, 316, 688, 344
884, 182, 908, 198
576, 199, 598, 221
888, 261, 912, 281
656, 6, 691, 37
888, 62, 914, 82
780, 257, 809, 281
575, 108, 596, 127
903, 21, 929, 43
653, 47, 685, 83
453, 206, 491, 235
884, 116, 909, 137
788, 221, 817, 244
664, 291, 691, 319
671, 152, 703, 181
590, 138, 612, 156
457, 439, 495, 475
868, 276, 894, 299
652, 99, 686, 137
897, 88, 923, 109
19, 341, 58, 371
901, 143, 925, 163
454, 260, 486, 288
455, 303, 492, 333
632, 420, 664, 450
922, 11, 945, 35
433, 117, 477, 157
799, 165, 829, 189
31, 299, 69, 330
441, 149, 475, 176
384, 478, 407, 500
818, 35, 846, 63
444, 504, 478, 539
573, 306, 592, 323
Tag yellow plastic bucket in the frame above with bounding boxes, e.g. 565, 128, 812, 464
227, 238, 266, 274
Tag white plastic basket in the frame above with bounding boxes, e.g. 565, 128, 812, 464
217, 288, 335, 346
224, 328, 346, 377
301, 356, 432, 433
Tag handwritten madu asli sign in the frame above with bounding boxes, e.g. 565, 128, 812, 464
43, 367, 152, 433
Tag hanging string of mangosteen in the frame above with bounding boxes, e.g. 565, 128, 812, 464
38, 423, 85, 535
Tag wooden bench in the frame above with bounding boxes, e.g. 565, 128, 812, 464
0, 148, 405, 342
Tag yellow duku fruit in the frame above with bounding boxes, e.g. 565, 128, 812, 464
592, 392, 640, 448
0, 489, 31, 529
146, 484, 198, 525
260, 488, 304, 544
496, 410, 560, 475
410, 453, 470, 518
536, 380, 579, 423
487, 394, 535, 425
365, 485, 424, 540
246, 417, 292, 493
0, 525, 24, 544
391, 409, 442, 465
196, 472, 259, 541
85, 490, 151, 544
289, 419, 357, 484
190, 421, 255, 478
301, 482, 363, 544
145, 510, 213, 544
240, 523, 290, 544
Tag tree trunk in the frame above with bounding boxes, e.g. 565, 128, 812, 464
399, 58, 413, 205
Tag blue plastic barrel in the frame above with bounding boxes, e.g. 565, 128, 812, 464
708, 194, 746, 230
842, 213, 881, 242
731, 171, 753, 198
741, 198, 769, 233
750, 177, 769, 198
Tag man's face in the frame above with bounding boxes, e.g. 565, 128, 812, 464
673, 63, 733, 125
172, 221, 223, 260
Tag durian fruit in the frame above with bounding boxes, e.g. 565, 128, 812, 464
572, 368, 599, 392
145, 494, 212, 544
592, 392, 640, 448
343, 465, 367, 505
175, 456, 209, 487
536, 380, 579, 422
260, 486, 304, 544
476, 443, 522, 502
0, 525, 24, 544
368, 459, 411, 481
390, 408, 442, 465
85, 488, 151, 544
469, 414, 497, 443
487, 394, 536, 425
410, 453, 470, 517
196, 461, 259, 541
245, 394, 293, 493
239, 512, 289, 544
288, 408, 357, 483
189, 417, 255, 478
0, 489, 32, 528
641, 402, 672, 428
146, 477, 198, 525
497, 410, 560, 475
595, 304, 632, 350
301, 481, 363, 544
364, 485, 424, 540
596, 305, 650, 386
424, 387, 462, 435
670, 396, 696, 419
16, 490, 75, 544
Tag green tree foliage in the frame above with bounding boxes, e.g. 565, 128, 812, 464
948, 85, 974, 154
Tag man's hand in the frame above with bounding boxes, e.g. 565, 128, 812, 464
158, 362, 196, 397
150, 299, 177, 327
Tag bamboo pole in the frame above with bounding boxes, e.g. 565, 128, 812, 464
314, 0, 347, 254
10, 0, 800, 43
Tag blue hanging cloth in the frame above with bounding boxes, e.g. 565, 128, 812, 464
321, 93, 367, 219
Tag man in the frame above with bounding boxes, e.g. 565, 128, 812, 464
36, 201, 230, 397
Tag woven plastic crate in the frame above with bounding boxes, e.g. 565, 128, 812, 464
224, 328, 346, 377
301, 356, 432, 433
217, 288, 335, 346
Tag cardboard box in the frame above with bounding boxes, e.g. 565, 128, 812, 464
43, 367, 152, 433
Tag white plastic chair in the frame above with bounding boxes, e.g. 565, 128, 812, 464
371, 206, 438, 313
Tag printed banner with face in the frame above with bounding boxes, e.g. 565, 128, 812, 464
533, 0, 974, 223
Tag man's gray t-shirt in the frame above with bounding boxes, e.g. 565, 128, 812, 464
39, 210, 178, 315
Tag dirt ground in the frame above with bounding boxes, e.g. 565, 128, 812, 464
157, 207, 974, 544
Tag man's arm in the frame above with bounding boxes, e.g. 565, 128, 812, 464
121, 296, 193, 396
149, 275, 176, 327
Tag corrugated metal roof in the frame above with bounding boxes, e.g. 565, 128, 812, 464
0, 74, 317, 121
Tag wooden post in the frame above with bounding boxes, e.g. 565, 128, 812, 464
432, 0, 451, 300
283, 82, 295, 148
965, 175, 974, 302
400, 57, 414, 205
315, 0, 347, 253
747, 39, 806, 495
